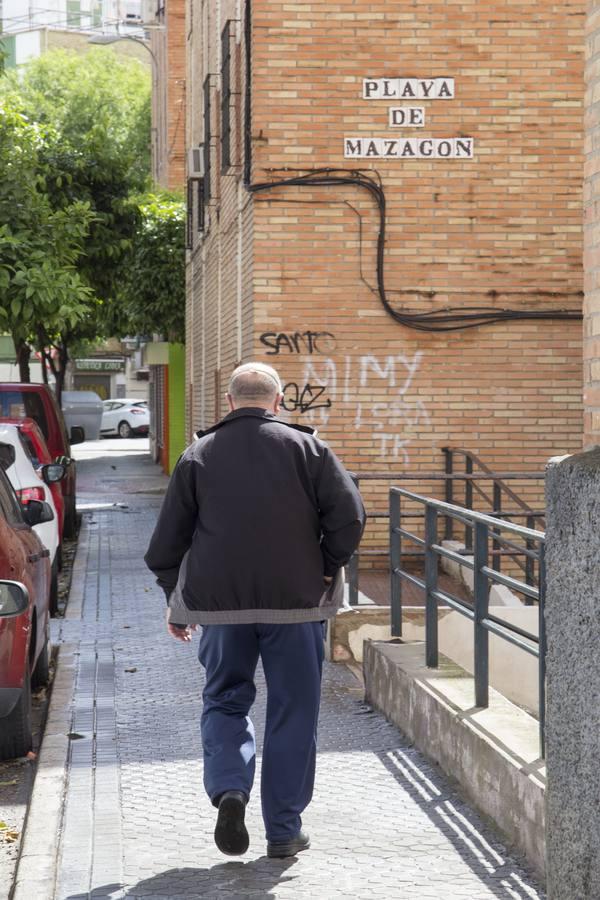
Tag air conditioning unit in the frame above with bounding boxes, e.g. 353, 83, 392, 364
188, 146, 205, 178
141, 0, 158, 24
123, 1, 143, 23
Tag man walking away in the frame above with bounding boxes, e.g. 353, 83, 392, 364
145, 363, 365, 859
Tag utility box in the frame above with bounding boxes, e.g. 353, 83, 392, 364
61, 391, 103, 442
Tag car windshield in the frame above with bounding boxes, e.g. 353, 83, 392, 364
0, 391, 49, 439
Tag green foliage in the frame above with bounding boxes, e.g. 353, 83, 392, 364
118, 192, 186, 342
0, 101, 93, 348
0, 48, 151, 309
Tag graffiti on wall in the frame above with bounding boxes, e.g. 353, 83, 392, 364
281, 383, 332, 414
259, 331, 337, 355
271, 334, 429, 462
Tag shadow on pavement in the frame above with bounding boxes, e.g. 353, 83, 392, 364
378, 748, 541, 899
65, 857, 298, 899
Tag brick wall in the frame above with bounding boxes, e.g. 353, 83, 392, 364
152, 0, 186, 190
186, 0, 254, 438
187, 0, 585, 520
585, 5, 600, 446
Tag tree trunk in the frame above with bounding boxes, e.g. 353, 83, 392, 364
52, 338, 69, 406
14, 338, 31, 383
36, 329, 50, 386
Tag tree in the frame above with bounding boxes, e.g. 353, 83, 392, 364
0, 101, 94, 390
118, 193, 186, 342
1, 48, 151, 306
0, 49, 152, 393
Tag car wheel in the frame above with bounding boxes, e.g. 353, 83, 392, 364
0, 669, 32, 760
49, 557, 59, 617
31, 624, 50, 689
118, 420, 132, 439
63, 496, 78, 539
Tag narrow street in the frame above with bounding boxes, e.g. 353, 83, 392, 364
12, 441, 544, 900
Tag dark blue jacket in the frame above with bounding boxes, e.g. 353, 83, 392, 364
144, 407, 365, 625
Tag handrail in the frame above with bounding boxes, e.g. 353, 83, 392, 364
443, 447, 543, 522
349, 457, 545, 604
441, 447, 544, 589
389, 487, 546, 756
391, 487, 543, 538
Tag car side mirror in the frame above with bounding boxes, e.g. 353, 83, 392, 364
0, 580, 29, 617
70, 426, 85, 445
23, 499, 54, 526
0, 443, 16, 471
41, 463, 66, 484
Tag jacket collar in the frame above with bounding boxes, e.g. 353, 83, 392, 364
194, 407, 316, 439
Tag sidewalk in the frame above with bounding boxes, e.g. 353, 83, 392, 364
14, 443, 544, 899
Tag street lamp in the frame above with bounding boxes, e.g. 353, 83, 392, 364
88, 33, 160, 179
87, 33, 158, 75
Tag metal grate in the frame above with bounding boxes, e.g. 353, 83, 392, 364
203, 76, 211, 201
221, 21, 232, 171
185, 179, 194, 249
196, 181, 205, 233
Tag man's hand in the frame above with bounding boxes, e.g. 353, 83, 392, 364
166, 610, 198, 642
323, 575, 333, 585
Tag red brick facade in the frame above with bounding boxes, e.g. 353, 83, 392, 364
585, 5, 600, 447
152, 0, 186, 190
186, 1, 585, 511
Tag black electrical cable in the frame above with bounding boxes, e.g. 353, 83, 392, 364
243, 2, 583, 333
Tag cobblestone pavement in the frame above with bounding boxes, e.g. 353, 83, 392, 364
39, 444, 544, 899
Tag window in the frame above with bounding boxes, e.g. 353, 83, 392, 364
91, 0, 102, 27
197, 181, 205, 233
0, 391, 49, 440
1, 35, 17, 70
67, 0, 81, 28
203, 76, 211, 201
186, 179, 194, 250
221, 21, 233, 171
18, 431, 40, 468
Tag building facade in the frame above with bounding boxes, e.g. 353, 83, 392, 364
0, 1, 147, 66
186, 1, 585, 503
585, 5, 600, 447
150, 0, 186, 188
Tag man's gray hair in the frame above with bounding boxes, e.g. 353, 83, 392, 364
228, 362, 283, 405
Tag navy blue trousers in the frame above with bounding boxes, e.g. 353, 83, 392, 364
198, 622, 325, 842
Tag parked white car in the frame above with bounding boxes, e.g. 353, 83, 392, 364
100, 399, 150, 439
0, 423, 65, 613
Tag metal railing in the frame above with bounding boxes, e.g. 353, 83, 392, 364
443, 447, 545, 590
390, 487, 547, 755
347, 452, 544, 605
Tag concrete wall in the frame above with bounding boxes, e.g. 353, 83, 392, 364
364, 640, 546, 878
332, 604, 540, 715
545, 449, 600, 898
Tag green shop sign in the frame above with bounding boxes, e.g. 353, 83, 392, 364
75, 358, 124, 372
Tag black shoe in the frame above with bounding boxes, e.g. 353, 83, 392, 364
267, 829, 310, 859
214, 791, 249, 856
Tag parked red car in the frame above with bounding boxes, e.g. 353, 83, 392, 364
0, 455, 53, 760
0, 384, 83, 538
0, 417, 66, 542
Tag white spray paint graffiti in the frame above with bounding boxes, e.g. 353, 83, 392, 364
293, 352, 429, 462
